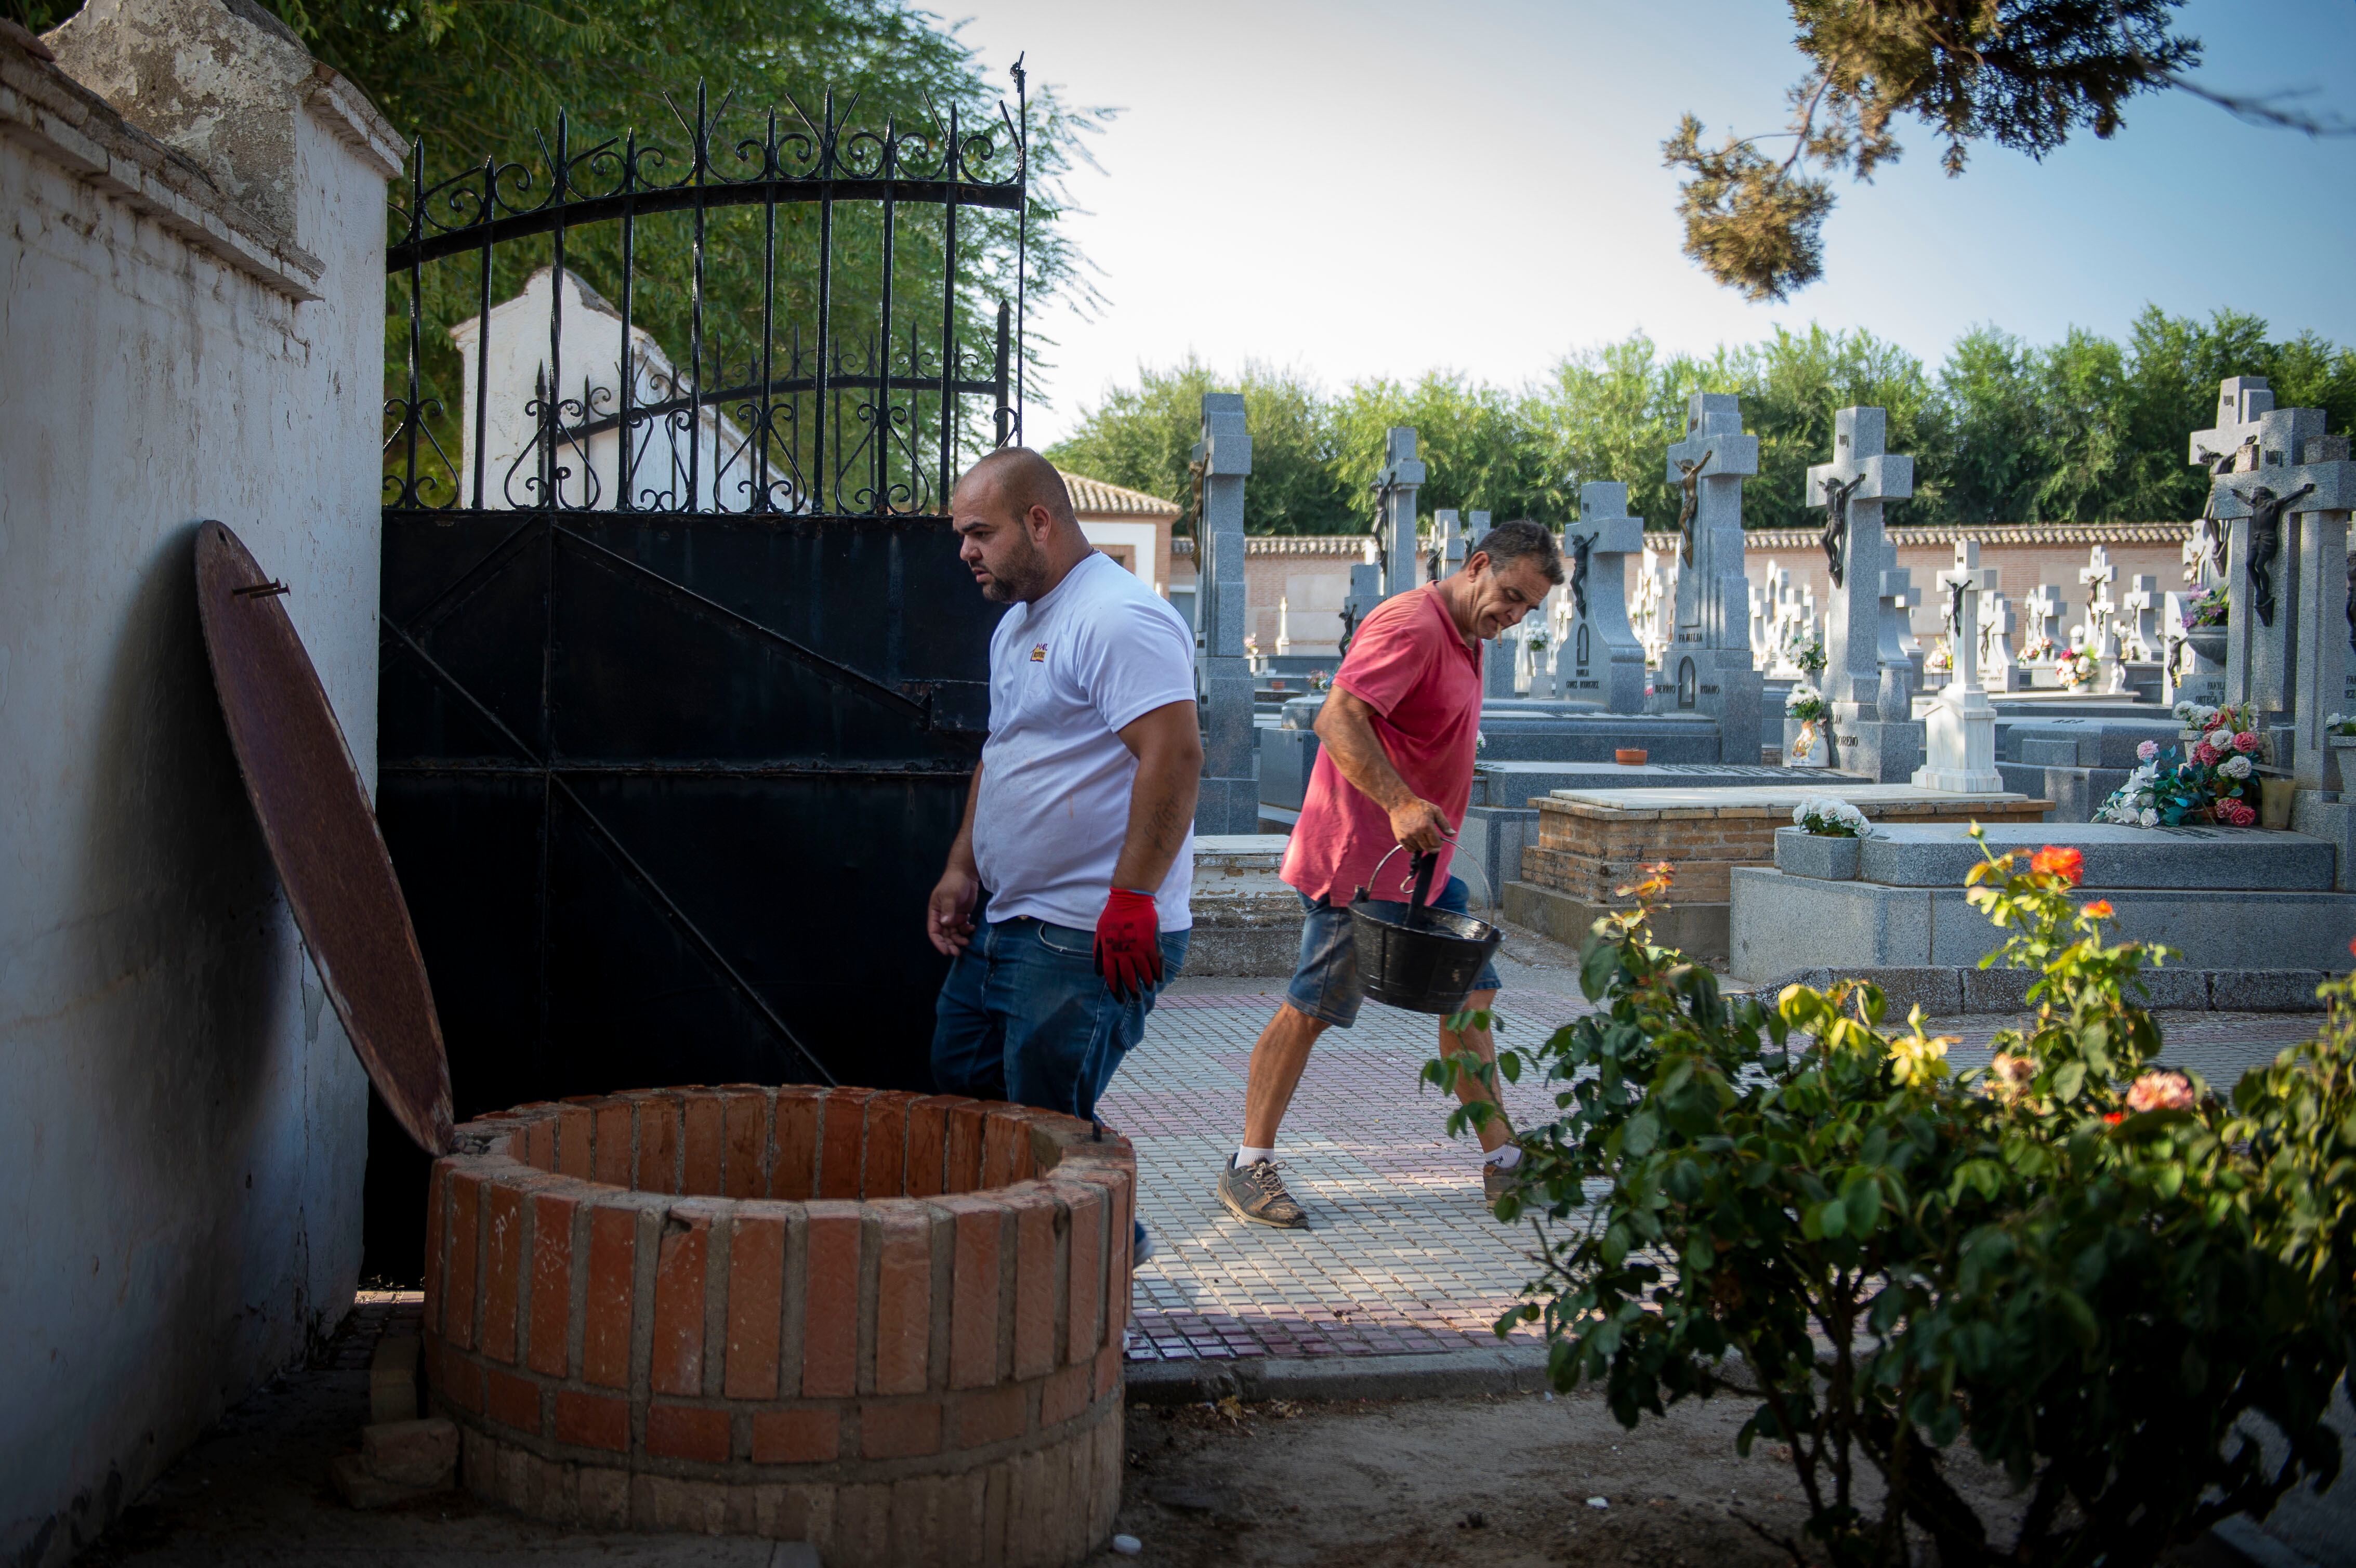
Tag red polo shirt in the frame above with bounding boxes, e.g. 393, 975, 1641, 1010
1281, 585, 1482, 906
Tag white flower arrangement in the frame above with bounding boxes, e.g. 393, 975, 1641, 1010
2219, 753, 2253, 780
2326, 713, 2356, 737
1792, 796, 1869, 838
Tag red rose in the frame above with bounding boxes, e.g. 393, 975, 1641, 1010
2031, 845, 2085, 886
2233, 731, 2261, 754
2194, 742, 2219, 766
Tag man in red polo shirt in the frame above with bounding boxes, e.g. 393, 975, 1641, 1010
1218, 521, 1563, 1229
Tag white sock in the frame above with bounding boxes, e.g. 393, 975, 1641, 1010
1235, 1145, 1275, 1168
1483, 1144, 1522, 1169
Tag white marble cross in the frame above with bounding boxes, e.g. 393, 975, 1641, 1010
2023, 584, 2068, 661
1981, 591, 2017, 684
1938, 542, 2003, 693
2077, 547, 2120, 659
2120, 574, 2161, 662
2185, 376, 2275, 591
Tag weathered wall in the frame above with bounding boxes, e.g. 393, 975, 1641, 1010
0, 5, 400, 1562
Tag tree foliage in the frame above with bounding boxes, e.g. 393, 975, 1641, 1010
1667, 2, 2199, 300
1050, 309, 2354, 536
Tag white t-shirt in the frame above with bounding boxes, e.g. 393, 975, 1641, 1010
974, 551, 1197, 931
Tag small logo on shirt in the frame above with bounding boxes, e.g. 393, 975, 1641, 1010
1029, 643, 1048, 663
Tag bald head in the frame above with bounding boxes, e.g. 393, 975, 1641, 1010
951, 446, 1093, 603
960, 446, 1079, 531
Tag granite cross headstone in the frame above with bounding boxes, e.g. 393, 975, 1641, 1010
1665, 394, 1765, 759
1808, 406, 1919, 779
1561, 480, 1648, 712
2281, 433, 2356, 793
2212, 401, 2330, 729
1193, 392, 1258, 831
1376, 427, 1425, 599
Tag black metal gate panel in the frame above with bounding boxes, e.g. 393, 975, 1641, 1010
376, 81, 1026, 1155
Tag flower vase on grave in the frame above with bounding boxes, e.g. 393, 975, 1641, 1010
1784, 716, 1831, 768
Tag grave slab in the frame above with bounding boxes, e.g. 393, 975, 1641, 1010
1851, 822, 2336, 890
1186, 834, 1301, 976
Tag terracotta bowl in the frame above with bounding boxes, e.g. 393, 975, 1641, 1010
1614, 748, 1648, 766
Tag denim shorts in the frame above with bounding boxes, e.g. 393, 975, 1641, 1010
1285, 876, 1502, 1029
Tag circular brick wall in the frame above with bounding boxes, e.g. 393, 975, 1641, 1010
419, 1086, 1135, 1567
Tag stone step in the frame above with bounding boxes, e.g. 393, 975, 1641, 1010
1855, 823, 2337, 890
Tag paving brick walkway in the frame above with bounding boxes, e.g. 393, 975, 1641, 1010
1103, 983, 2318, 1367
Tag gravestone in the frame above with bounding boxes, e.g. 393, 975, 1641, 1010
1665, 394, 1766, 760
1429, 507, 1460, 585
1809, 406, 1920, 780
1560, 481, 1648, 713
2285, 433, 2356, 792
2076, 546, 2122, 690
1915, 542, 2005, 791
2212, 401, 2331, 733
1375, 427, 1425, 598
2023, 583, 2068, 669
2121, 574, 2161, 662
1982, 590, 2027, 690
1194, 392, 1259, 832
2187, 376, 2273, 607
1866, 565, 1922, 767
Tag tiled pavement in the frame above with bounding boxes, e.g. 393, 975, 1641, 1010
1103, 977, 2320, 1366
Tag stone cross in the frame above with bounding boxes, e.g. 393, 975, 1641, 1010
2022, 584, 2068, 663
1876, 566, 1921, 730
1275, 595, 1293, 656
1936, 542, 2002, 695
1193, 391, 1257, 831
1375, 427, 1425, 598
2187, 376, 2275, 592
2076, 546, 2118, 652
1429, 508, 1458, 585
1806, 407, 1913, 716
1981, 591, 2019, 689
2281, 433, 2356, 792
1663, 394, 1765, 758
2120, 574, 2161, 663
1559, 481, 1648, 712
2211, 402, 2331, 724
1910, 543, 2004, 792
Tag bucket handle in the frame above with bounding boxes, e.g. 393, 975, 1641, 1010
1359, 841, 1488, 912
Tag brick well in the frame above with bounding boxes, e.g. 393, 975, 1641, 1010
421, 1087, 1134, 1567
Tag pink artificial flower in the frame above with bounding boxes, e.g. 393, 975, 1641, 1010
2220, 800, 2257, 826
2194, 742, 2220, 766
2233, 731, 2261, 754
2125, 1070, 2195, 1114
2137, 740, 2158, 761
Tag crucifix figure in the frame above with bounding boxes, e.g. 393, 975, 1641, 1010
1673, 451, 1711, 567
1567, 530, 1596, 620
1820, 472, 1863, 588
2188, 441, 2249, 585
2236, 481, 2316, 626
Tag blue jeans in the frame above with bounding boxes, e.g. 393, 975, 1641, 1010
930, 901, 1190, 1121
1285, 876, 1502, 1029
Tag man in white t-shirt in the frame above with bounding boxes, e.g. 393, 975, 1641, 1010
926, 447, 1200, 1130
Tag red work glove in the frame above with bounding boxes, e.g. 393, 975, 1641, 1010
1093, 888, 1163, 1002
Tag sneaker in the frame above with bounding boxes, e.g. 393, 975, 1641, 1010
1482, 1160, 1520, 1205
1133, 1218, 1156, 1265
1217, 1156, 1308, 1229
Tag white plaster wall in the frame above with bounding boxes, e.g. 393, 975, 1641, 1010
0, 48, 392, 1568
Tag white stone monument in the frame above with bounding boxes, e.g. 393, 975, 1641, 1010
1915, 542, 2005, 792
2022, 583, 2068, 674
1981, 589, 2024, 690
1375, 427, 1424, 599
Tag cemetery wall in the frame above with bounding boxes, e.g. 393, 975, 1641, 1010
0, 7, 401, 1562
1170, 534, 1374, 657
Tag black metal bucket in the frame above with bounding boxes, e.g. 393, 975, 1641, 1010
1347, 849, 1505, 1015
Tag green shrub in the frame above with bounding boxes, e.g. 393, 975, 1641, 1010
1431, 844, 2356, 1566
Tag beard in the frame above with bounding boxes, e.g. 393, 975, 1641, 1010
979, 530, 1051, 603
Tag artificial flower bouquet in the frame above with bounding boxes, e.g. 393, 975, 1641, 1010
1784, 682, 1827, 724
2057, 648, 2098, 689
2181, 585, 2228, 629
1925, 638, 1954, 675
2095, 702, 2263, 826
1791, 796, 1868, 837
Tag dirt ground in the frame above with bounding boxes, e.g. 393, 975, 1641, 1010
1090, 1392, 2248, 1568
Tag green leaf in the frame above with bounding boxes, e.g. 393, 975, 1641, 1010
1844, 1176, 1881, 1235
1624, 1112, 1660, 1157
2052, 1061, 2086, 1102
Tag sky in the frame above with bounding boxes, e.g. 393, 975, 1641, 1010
943, 0, 2356, 449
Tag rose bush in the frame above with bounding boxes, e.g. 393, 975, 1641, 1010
1432, 839, 2356, 1567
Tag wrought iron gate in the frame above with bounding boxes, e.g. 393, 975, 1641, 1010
376, 80, 1025, 1167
